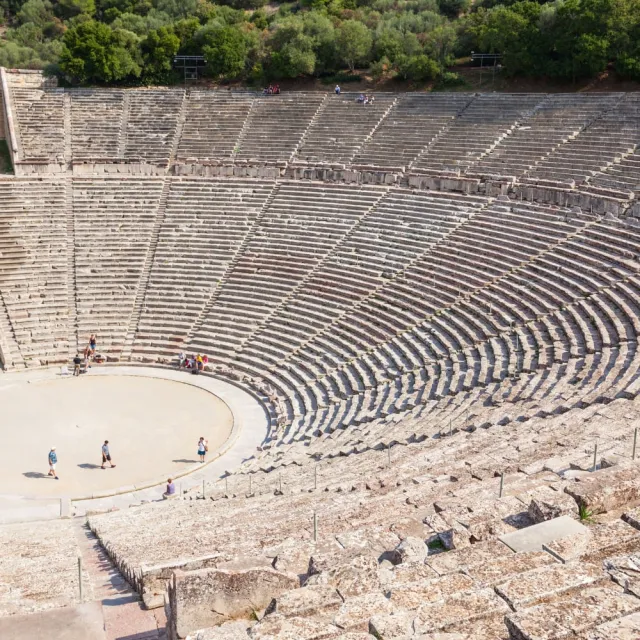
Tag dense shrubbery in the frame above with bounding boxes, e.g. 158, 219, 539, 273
0, 0, 638, 84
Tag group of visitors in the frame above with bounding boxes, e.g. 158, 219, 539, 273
72, 333, 101, 376
47, 436, 208, 496
47, 439, 114, 480
178, 352, 208, 373
263, 84, 281, 95
357, 93, 375, 104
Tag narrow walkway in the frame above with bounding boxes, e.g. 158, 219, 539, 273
74, 520, 166, 640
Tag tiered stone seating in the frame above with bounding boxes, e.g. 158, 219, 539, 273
176, 91, 255, 161
529, 93, 640, 185
70, 89, 124, 160
0, 178, 68, 367
254, 199, 579, 428
73, 177, 165, 357
6, 74, 64, 163
123, 89, 184, 164
3, 85, 640, 638
132, 178, 275, 359
188, 181, 385, 361
590, 147, 640, 193
412, 93, 544, 173
233, 189, 488, 381
293, 93, 396, 165
86, 393, 640, 638
0, 519, 90, 617
235, 94, 326, 162
471, 93, 620, 178
353, 93, 473, 169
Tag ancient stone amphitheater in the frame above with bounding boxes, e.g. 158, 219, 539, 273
2, 67, 640, 639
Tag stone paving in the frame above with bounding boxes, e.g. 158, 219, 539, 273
0, 366, 268, 522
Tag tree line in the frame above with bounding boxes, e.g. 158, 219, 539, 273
0, 0, 638, 85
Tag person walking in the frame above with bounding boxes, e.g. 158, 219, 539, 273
48, 447, 58, 479
101, 440, 116, 469
197, 437, 208, 463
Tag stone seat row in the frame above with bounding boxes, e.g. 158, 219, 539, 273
6, 70, 640, 177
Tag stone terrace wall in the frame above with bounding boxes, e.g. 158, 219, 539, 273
2, 68, 639, 212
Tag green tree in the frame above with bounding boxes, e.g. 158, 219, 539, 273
202, 25, 248, 78
17, 0, 53, 26
60, 20, 141, 83
141, 25, 178, 82
266, 16, 317, 77
438, 0, 469, 17
395, 53, 440, 79
55, 0, 95, 19
424, 23, 457, 65
336, 19, 372, 71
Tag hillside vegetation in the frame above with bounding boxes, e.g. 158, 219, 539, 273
0, 0, 638, 86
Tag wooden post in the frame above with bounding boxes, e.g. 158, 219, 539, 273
499, 472, 504, 498
78, 557, 83, 602
225, 476, 228, 495
592, 443, 598, 472
449, 419, 452, 437
313, 511, 318, 542
202, 479, 205, 498
633, 428, 638, 461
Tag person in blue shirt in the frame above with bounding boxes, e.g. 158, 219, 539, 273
335, 85, 341, 95
48, 447, 58, 479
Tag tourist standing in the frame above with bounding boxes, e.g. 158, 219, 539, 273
48, 447, 58, 479
197, 437, 208, 463
73, 353, 82, 376
101, 440, 116, 469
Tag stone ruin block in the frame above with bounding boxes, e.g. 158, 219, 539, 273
564, 462, 640, 515
167, 566, 298, 639
505, 584, 640, 640
526, 485, 579, 524
141, 554, 224, 609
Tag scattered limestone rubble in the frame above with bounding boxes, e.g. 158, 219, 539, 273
0, 520, 91, 618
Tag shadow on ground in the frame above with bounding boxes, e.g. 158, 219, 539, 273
23, 471, 49, 479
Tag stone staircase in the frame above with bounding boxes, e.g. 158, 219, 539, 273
120, 177, 172, 361
184, 181, 283, 350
